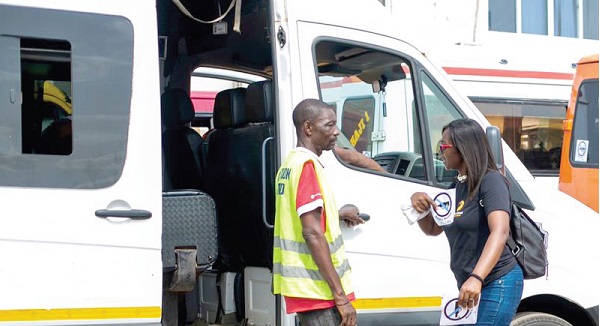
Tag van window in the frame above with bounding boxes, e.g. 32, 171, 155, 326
341, 97, 376, 156
420, 71, 462, 184
20, 39, 73, 156
314, 40, 462, 184
0, 5, 133, 188
314, 41, 424, 181
473, 99, 566, 175
190, 67, 264, 136
570, 80, 599, 167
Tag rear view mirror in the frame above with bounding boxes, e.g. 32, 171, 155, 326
371, 80, 382, 93
371, 75, 387, 93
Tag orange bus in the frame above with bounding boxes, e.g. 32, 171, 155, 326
559, 54, 599, 212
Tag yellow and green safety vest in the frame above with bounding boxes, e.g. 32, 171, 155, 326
273, 148, 353, 300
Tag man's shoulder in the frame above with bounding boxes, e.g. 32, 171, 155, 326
285, 148, 321, 167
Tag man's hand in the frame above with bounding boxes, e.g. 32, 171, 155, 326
336, 301, 357, 326
339, 204, 365, 227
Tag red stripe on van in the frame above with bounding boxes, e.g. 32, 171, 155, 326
443, 67, 573, 80
320, 76, 364, 89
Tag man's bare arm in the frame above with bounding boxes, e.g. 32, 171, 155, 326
334, 146, 387, 173
300, 209, 349, 304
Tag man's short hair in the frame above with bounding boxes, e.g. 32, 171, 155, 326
292, 99, 333, 130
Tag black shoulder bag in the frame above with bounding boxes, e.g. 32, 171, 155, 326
479, 190, 549, 280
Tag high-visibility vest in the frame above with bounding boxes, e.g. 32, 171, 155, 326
273, 148, 353, 300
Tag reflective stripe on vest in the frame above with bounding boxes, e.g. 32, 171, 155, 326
272, 257, 352, 281
274, 233, 345, 256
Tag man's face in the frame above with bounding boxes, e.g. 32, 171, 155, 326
309, 108, 339, 153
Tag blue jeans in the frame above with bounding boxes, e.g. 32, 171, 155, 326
472, 264, 524, 326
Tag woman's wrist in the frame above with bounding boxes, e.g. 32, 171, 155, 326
469, 273, 484, 284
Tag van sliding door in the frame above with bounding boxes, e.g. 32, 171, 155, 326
0, 4, 162, 324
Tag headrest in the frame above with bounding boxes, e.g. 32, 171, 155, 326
161, 88, 195, 128
245, 80, 273, 123
213, 88, 247, 129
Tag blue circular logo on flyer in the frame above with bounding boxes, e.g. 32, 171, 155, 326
443, 298, 473, 321
434, 192, 452, 218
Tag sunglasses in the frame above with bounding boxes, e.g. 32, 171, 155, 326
439, 143, 454, 152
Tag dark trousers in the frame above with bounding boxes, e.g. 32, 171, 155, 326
297, 306, 342, 326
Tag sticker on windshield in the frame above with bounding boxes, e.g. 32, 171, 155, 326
574, 139, 589, 163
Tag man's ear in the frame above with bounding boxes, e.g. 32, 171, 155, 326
303, 120, 312, 136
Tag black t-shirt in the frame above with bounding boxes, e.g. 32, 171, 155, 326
442, 170, 517, 288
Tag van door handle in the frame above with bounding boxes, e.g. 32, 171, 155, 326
95, 209, 152, 220
358, 213, 371, 222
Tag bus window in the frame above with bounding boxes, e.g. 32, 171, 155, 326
471, 99, 566, 175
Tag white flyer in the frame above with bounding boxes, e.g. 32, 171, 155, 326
431, 188, 456, 226
439, 293, 479, 325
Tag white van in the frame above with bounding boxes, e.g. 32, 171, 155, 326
0, 1, 597, 326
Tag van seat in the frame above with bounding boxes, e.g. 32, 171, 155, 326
245, 81, 274, 124
205, 87, 247, 272
213, 88, 247, 129
161, 88, 205, 191
233, 80, 275, 269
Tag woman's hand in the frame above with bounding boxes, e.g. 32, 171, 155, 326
410, 192, 436, 213
458, 276, 482, 309
411, 192, 443, 236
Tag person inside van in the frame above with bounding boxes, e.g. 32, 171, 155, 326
410, 118, 523, 326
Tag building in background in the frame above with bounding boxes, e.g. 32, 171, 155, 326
384, 0, 598, 177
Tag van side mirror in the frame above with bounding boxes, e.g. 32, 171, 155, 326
486, 125, 536, 210
486, 125, 504, 174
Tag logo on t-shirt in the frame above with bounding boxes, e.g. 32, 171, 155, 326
454, 200, 465, 218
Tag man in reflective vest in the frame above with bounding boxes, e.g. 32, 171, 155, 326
273, 99, 365, 326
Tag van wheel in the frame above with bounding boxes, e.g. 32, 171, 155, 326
511, 312, 572, 326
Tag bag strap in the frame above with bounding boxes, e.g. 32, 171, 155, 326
504, 204, 521, 255
478, 185, 521, 256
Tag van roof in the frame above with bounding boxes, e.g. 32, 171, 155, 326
578, 54, 599, 65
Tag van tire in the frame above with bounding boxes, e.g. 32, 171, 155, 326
511, 312, 572, 326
